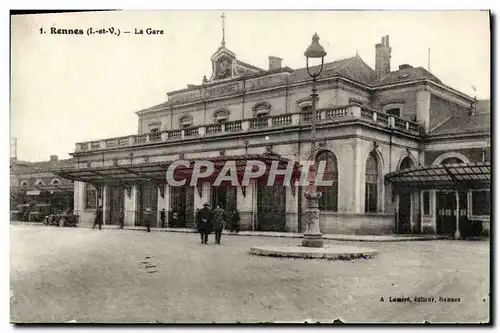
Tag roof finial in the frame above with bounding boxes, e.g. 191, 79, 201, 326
221, 12, 226, 48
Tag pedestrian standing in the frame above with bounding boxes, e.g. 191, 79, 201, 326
230, 209, 240, 234
212, 205, 226, 245
144, 207, 151, 232
160, 208, 166, 228
93, 206, 103, 230
119, 209, 124, 229
197, 203, 213, 244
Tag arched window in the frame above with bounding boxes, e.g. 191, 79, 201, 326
51, 179, 60, 185
441, 157, 463, 165
316, 151, 338, 211
148, 122, 161, 133
252, 102, 271, 117
382, 101, 404, 118
35, 180, 45, 186
365, 152, 379, 213
386, 108, 401, 118
214, 109, 229, 123
179, 115, 193, 128
20, 180, 29, 187
399, 156, 414, 170
301, 105, 312, 113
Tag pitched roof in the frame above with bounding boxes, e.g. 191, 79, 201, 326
289, 55, 376, 85
11, 158, 74, 174
377, 66, 443, 86
430, 101, 491, 136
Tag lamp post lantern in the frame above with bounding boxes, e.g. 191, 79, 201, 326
302, 33, 327, 248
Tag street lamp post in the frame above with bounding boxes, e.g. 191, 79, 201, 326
302, 33, 327, 248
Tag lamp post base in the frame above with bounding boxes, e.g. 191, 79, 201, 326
302, 205, 323, 248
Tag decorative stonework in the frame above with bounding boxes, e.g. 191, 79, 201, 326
203, 82, 240, 99
213, 55, 232, 80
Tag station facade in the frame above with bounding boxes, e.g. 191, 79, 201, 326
55, 34, 491, 236
10, 155, 74, 212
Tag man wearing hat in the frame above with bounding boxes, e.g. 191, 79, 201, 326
196, 203, 213, 244
212, 204, 227, 245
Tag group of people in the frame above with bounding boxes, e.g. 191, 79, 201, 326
196, 203, 240, 245
92, 204, 241, 242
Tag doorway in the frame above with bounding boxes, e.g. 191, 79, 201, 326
257, 182, 286, 231
170, 186, 195, 228
436, 191, 467, 236
136, 183, 158, 227
398, 191, 412, 233
106, 185, 124, 225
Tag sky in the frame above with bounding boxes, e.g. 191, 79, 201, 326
10, 10, 490, 162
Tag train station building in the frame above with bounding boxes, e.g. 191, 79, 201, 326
54, 33, 491, 236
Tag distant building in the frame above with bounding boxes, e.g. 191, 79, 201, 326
10, 155, 74, 213
54, 33, 490, 236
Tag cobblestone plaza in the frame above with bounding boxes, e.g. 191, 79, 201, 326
10, 225, 490, 323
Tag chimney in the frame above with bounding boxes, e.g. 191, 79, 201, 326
375, 35, 392, 79
50, 155, 58, 162
268, 56, 283, 70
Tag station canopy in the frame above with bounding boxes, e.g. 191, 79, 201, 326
385, 161, 491, 191
53, 153, 303, 187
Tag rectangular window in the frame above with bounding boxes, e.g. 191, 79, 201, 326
85, 184, 98, 209
471, 190, 490, 216
318, 183, 338, 212
365, 184, 378, 213
423, 191, 430, 215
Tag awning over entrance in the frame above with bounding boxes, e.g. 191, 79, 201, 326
385, 162, 491, 191
53, 153, 302, 186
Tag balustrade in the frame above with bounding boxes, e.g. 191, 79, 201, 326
225, 120, 242, 132
184, 127, 199, 137
206, 123, 222, 134
272, 114, 292, 126
134, 135, 147, 144
250, 117, 269, 129
76, 104, 421, 152
169, 129, 182, 139
148, 133, 160, 141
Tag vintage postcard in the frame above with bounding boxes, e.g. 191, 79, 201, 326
9, 10, 491, 324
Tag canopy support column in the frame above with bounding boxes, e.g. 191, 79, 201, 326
455, 190, 461, 239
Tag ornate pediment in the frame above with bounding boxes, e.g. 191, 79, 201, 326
209, 47, 262, 82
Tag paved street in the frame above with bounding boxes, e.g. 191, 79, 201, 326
10, 224, 490, 324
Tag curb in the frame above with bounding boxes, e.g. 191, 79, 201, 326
11, 221, 444, 242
